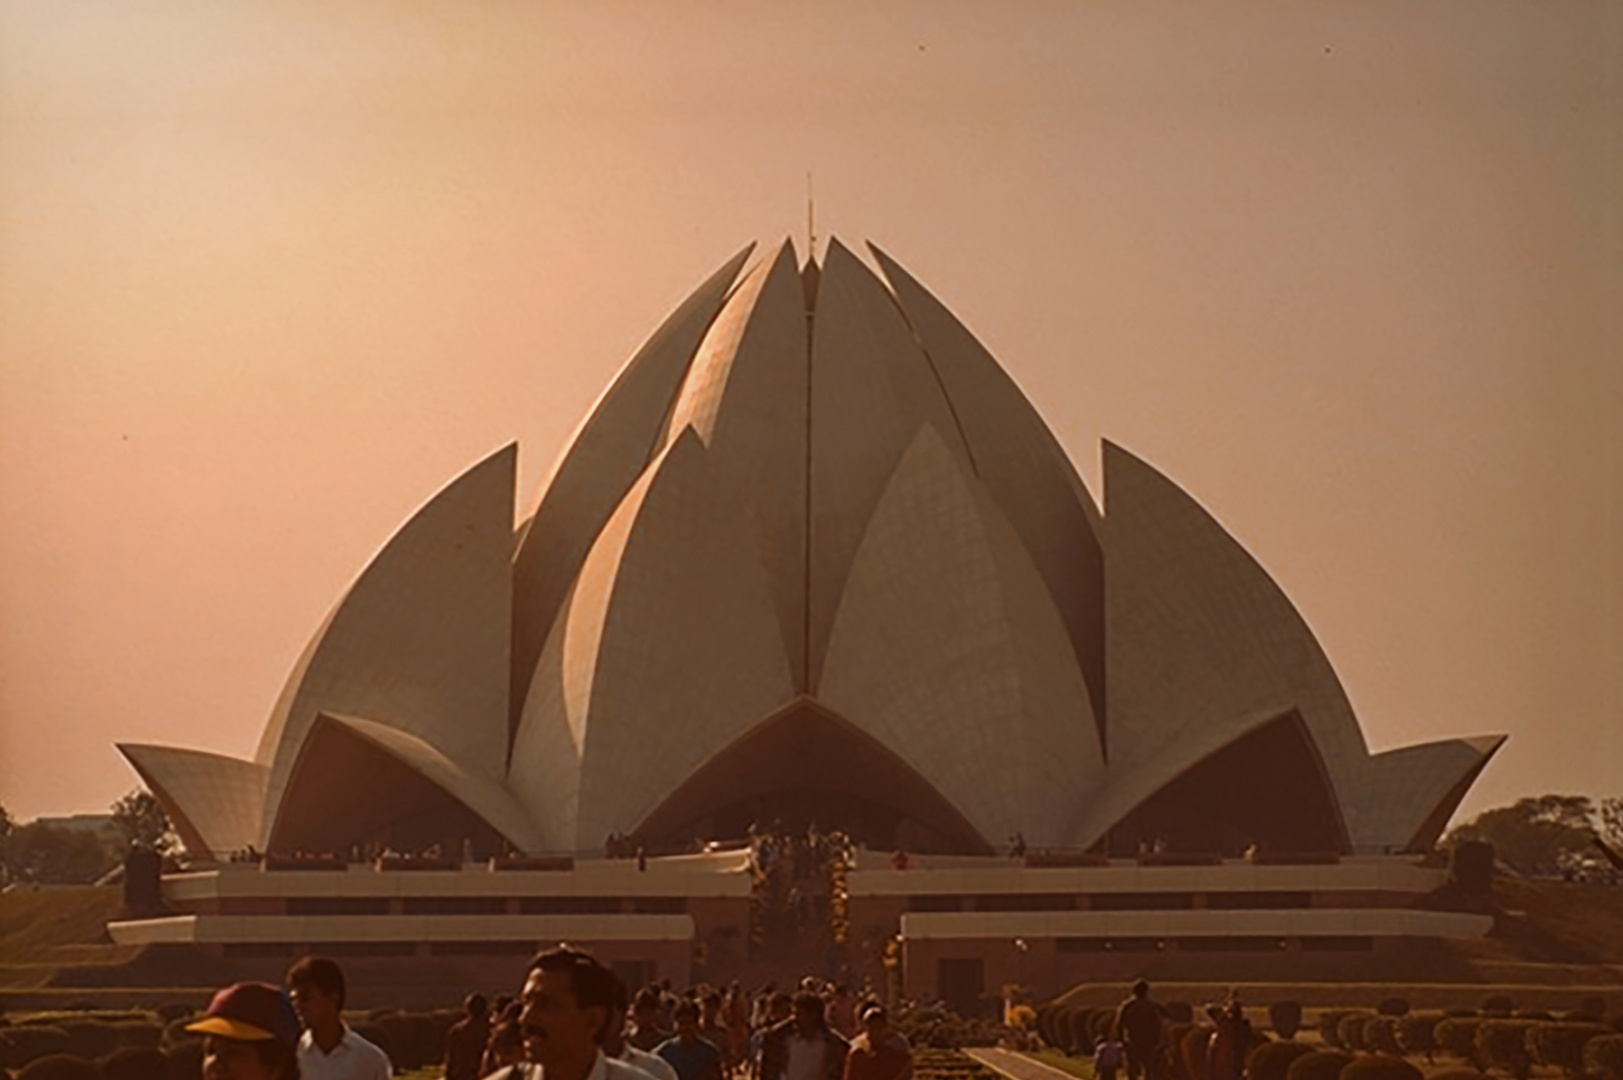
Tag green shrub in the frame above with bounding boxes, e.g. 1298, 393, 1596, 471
1180, 1025, 1213, 1080
1434, 1018, 1483, 1066
1443, 1008, 1478, 1019
1481, 996, 1515, 1017
98, 1048, 165, 1080
57, 1027, 118, 1064
1527, 1022, 1612, 1076
1269, 1002, 1303, 1040
107, 1027, 159, 1053
1318, 1011, 1354, 1049
155, 1023, 194, 1053
1064, 1008, 1095, 1053
159, 1042, 199, 1080
1340, 1054, 1422, 1080
1395, 1012, 1443, 1060
1573, 997, 1606, 1023
1426, 1070, 1488, 1080
1164, 1023, 1195, 1080
1246, 1039, 1315, 1080
1475, 1019, 1538, 1080
0, 1029, 71, 1070
1336, 1012, 1376, 1053
1584, 1034, 1623, 1080
1284, 1050, 1350, 1080
1164, 1003, 1195, 1025
1377, 998, 1411, 1018
16, 1056, 97, 1080
1362, 1017, 1402, 1057
1513, 1011, 1553, 1022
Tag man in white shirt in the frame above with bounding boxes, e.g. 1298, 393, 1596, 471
513, 946, 650, 1080
286, 957, 393, 1080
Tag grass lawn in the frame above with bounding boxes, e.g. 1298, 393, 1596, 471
1021, 1050, 1094, 1080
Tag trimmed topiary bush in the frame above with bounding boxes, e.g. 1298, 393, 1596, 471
147, 1010, 187, 1028
16, 1056, 98, 1080
0, 1029, 72, 1071
1164, 1002, 1195, 1025
1475, 1019, 1538, 1080
98, 1048, 166, 1080
1065, 1008, 1095, 1054
1426, 1070, 1488, 1080
1363, 1017, 1403, 1057
1377, 998, 1411, 1018
1246, 1039, 1315, 1080
1584, 1034, 1623, 1080
1269, 1002, 1303, 1040
107, 1026, 159, 1053
1284, 1050, 1351, 1080
1481, 996, 1515, 1018
1181, 1025, 1214, 1080
1337, 1012, 1376, 1053
159, 1042, 199, 1080
1443, 1008, 1478, 1019
1319, 1011, 1354, 1049
1340, 1054, 1423, 1080
1435, 1018, 1484, 1067
1527, 1022, 1613, 1076
1573, 997, 1606, 1023
1395, 1012, 1442, 1060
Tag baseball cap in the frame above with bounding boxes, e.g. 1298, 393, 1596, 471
186, 983, 302, 1045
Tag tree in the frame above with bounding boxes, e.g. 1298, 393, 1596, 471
110, 789, 178, 855
0, 820, 120, 884
1446, 795, 1600, 877
1599, 797, 1623, 849
0, 801, 13, 841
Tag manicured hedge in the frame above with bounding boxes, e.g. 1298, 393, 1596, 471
1361, 1017, 1403, 1057
1245, 1038, 1315, 1080
1434, 1017, 1483, 1066
1268, 1002, 1302, 1040
1527, 1022, 1614, 1076
1335, 1012, 1376, 1052
16, 1056, 98, 1080
1394, 1012, 1443, 1059
98, 1048, 165, 1080
1584, 1034, 1623, 1080
0, 1029, 71, 1071
1283, 1049, 1350, 1080
1475, 1019, 1539, 1080
1340, 1054, 1422, 1080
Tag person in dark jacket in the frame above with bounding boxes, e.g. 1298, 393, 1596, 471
1113, 980, 1164, 1080
758, 993, 847, 1080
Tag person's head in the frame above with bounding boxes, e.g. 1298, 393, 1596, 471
465, 994, 489, 1020
792, 992, 825, 1036
673, 1001, 701, 1039
860, 1005, 888, 1042
285, 957, 346, 1031
700, 992, 722, 1017
487, 1021, 523, 1069
632, 988, 663, 1028
187, 983, 302, 1080
1130, 980, 1149, 1000
520, 946, 618, 1069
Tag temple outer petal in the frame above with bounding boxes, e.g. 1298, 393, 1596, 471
1354, 735, 1508, 853
267, 713, 545, 856
510, 244, 754, 749
116, 744, 267, 861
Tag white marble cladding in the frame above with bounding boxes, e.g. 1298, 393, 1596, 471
900, 908, 1492, 940
849, 857, 1446, 897
117, 237, 1503, 864
108, 913, 695, 946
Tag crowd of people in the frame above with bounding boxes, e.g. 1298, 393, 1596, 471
1086, 980, 1254, 1080
189, 952, 912, 1080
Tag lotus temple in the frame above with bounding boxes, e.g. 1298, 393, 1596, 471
109, 238, 1504, 1006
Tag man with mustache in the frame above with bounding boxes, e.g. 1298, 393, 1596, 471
509, 946, 650, 1080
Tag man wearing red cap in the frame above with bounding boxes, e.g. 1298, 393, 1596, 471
188, 983, 302, 1080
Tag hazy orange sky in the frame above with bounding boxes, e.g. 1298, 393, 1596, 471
1, 2, 1618, 826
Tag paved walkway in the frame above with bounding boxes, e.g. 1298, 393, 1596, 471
965, 1049, 1081, 1080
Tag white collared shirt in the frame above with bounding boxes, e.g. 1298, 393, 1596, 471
619, 1045, 680, 1080
499, 1052, 656, 1080
298, 1026, 392, 1080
